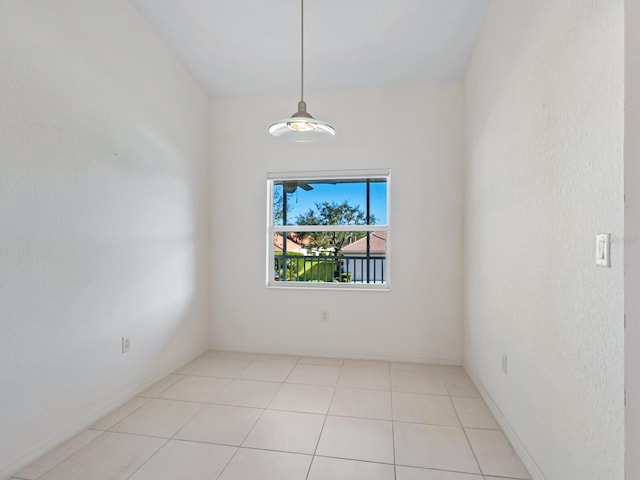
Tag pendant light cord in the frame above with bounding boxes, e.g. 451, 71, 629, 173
300, 0, 304, 103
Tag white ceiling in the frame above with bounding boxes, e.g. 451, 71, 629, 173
133, 0, 489, 97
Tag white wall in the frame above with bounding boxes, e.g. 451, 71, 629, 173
626, 0, 640, 477
464, 1, 624, 480
0, 1, 210, 476
210, 85, 463, 363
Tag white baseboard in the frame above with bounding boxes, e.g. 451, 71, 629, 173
464, 368, 547, 480
209, 343, 462, 366
1, 349, 206, 480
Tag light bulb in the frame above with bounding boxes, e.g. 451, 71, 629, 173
287, 120, 315, 132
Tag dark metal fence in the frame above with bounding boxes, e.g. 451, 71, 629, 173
274, 255, 386, 284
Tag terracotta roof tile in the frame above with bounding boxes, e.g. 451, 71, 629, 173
274, 233, 304, 252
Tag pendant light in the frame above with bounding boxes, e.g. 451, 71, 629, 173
269, 0, 335, 142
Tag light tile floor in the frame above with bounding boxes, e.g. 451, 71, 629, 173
12, 352, 530, 480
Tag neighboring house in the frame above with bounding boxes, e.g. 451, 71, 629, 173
288, 232, 314, 254
273, 233, 306, 254
340, 231, 387, 283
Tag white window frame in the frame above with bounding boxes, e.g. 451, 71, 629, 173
266, 169, 391, 291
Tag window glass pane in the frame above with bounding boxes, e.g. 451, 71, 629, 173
273, 183, 285, 226
273, 231, 386, 284
273, 179, 387, 226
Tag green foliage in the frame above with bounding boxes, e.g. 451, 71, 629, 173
274, 254, 354, 283
273, 188, 294, 225
274, 251, 303, 280
273, 201, 373, 283
294, 201, 376, 256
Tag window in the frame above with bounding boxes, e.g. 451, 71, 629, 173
267, 170, 390, 289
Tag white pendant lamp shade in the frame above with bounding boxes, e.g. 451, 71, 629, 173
269, 0, 334, 142
269, 101, 335, 142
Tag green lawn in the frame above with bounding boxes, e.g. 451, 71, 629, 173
275, 253, 346, 282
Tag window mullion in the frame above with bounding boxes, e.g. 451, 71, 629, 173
272, 224, 386, 233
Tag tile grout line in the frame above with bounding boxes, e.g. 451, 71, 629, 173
311, 452, 394, 467
211, 444, 241, 480
132, 360, 256, 480
219, 361, 299, 472
303, 376, 340, 480
122, 437, 170, 480
449, 388, 484, 477
388, 362, 398, 480
175, 354, 476, 478
393, 461, 488, 477
22, 353, 490, 480
91, 396, 153, 432
19, 430, 107, 480
139, 373, 186, 397
211, 363, 288, 480
124, 389, 208, 480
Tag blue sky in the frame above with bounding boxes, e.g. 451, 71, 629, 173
275, 181, 387, 225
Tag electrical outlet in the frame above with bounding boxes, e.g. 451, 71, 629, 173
320, 311, 329, 323
502, 354, 508, 374
122, 336, 130, 354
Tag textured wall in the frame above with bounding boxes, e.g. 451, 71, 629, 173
209, 85, 464, 363
0, 1, 210, 476
626, 1, 640, 477
464, 1, 624, 479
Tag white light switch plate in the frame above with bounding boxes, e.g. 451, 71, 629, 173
596, 233, 611, 267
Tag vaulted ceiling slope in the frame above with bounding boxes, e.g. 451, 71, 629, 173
133, 0, 489, 97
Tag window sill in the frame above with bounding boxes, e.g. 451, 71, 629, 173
266, 283, 390, 292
